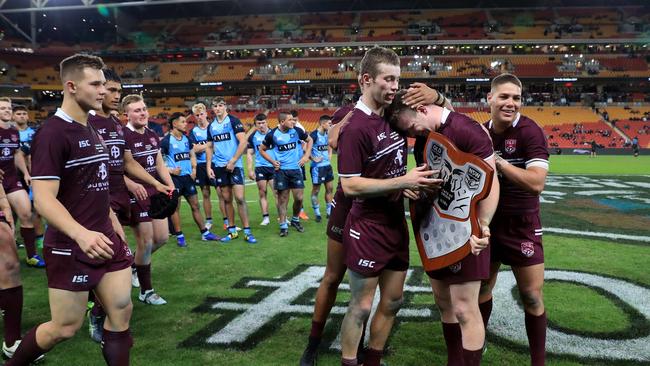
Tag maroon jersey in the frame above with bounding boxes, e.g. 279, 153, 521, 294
0, 125, 21, 180
31, 109, 113, 249
88, 112, 126, 193
485, 114, 549, 215
123, 124, 160, 185
337, 102, 407, 224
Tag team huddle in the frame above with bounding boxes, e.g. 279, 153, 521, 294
0, 47, 548, 366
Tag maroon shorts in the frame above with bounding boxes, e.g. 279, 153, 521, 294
490, 213, 544, 267
426, 245, 490, 284
343, 213, 409, 277
2, 174, 24, 194
326, 189, 352, 243
110, 190, 132, 226
43, 232, 134, 292
129, 186, 159, 225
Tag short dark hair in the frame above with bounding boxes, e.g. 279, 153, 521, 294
102, 68, 121, 83
491, 73, 522, 92
384, 89, 415, 127
254, 113, 267, 121
12, 105, 28, 112
290, 110, 299, 118
359, 46, 400, 80
211, 97, 226, 106
168, 112, 184, 128
59, 53, 105, 82
278, 111, 290, 123
319, 115, 331, 123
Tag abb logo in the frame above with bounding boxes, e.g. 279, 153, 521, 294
357, 259, 375, 268
72, 275, 89, 283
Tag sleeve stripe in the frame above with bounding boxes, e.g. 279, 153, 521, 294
526, 161, 549, 170
483, 152, 495, 162
32, 176, 61, 180
338, 173, 362, 177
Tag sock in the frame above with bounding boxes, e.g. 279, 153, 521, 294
479, 298, 493, 330
175, 232, 184, 238
363, 348, 383, 366
20, 227, 37, 258
223, 218, 229, 226
0, 286, 23, 346
243, 227, 251, 235
91, 301, 105, 318
341, 358, 358, 366
326, 202, 332, 216
101, 329, 133, 366
462, 348, 483, 366
228, 225, 236, 234
136, 264, 153, 292
306, 335, 320, 351
206, 217, 212, 224
4, 326, 46, 366
309, 320, 325, 339
525, 311, 547, 366
200, 228, 208, 235
291, 216, 300, 223
442, 322, 463, 366
280, 222, 288, 230
311, 195, 321, 216
262, 214, 269, 220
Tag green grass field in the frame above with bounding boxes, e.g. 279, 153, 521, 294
14, 155, 650, 365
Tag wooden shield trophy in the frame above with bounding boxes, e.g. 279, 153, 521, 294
411, 132, 494, 271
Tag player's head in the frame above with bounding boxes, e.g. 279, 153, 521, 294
290, 110, 299, 120
192, 102, 208, 124
318, 115, 332, 131
358, 46, 400, 107
122, 94, 148, 128
385, 89, 434, 137
278, 111, 295, 131
101, 68, 122, 113
59, 53, 106, 112
254, 113, 268, 132
488, 73, 522, 125
12, 105, 29, 126
211, 97, 227, 118
0, 97, 13, 123
168, 112, 187, 133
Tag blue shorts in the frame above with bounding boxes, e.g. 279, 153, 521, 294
172, 175, 197, 198
274, 169, 304, 190
310, 165, 334, 185
213, 167, 245, 187
195, 162, 215, 187
255, 166, 275, 182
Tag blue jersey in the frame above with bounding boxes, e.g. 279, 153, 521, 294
207, 115, 245, 168
262, 126, 308, 170
247, 130, 274, 168
309, 129, 330, 167
160, 133, 194, 176
189, 125, 209, 164
18, 127, 36, 155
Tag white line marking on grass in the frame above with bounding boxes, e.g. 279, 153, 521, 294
545, 227, 650, 243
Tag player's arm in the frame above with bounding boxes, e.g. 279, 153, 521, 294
495, 157, 547, 195
190, 133, 208, 154
402, 82, 454, 111
226, 131, 248, 171
246, 147, 255, 180
468, 156, 500, 255
205, 140, 215, 178
190, 148, 197, 180
154, 151, 175, 189
33, 179, 114, 259
328, 111, 353, 150
341, 165, 441, 198
124, 150, 171, 194
259, 143, 279, 170
14, 150, 30, 184
0, 185, 14, 230
299, 135, 313, 167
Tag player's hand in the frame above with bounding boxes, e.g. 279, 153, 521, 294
312, 156, 323, 163
403, 82, 440, 108
190, 170, 196, 180
272, 160, 281, 170
248, 170, 255, 180
128, 182, 148, 201
400, 165, 443, 191
403, 189, 420, 200
23, 173, 31, 187
207, 167, 215, 179
298, 157, 309, 167
469, 225, 490, 256
75, 229, 114, 260
154, 182, 174, 195
171, 167, 181, 176
225, 160, 235, 172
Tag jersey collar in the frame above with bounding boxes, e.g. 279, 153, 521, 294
355, 100, 373, 116
55, 108, 75, 123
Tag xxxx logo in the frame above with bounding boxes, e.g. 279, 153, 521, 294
182, 265, 650, 362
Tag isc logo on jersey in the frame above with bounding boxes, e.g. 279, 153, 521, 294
72, 275, 88, 283
79, 140, 91, 148
357, 259, 375, 268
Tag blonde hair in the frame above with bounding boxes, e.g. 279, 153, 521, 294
121, 94, 144, 113
0, 97, 12, 104
192, 103, 206, 114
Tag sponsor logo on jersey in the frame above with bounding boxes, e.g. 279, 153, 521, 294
212, 132, 231, 142
278, 142, 297, 151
